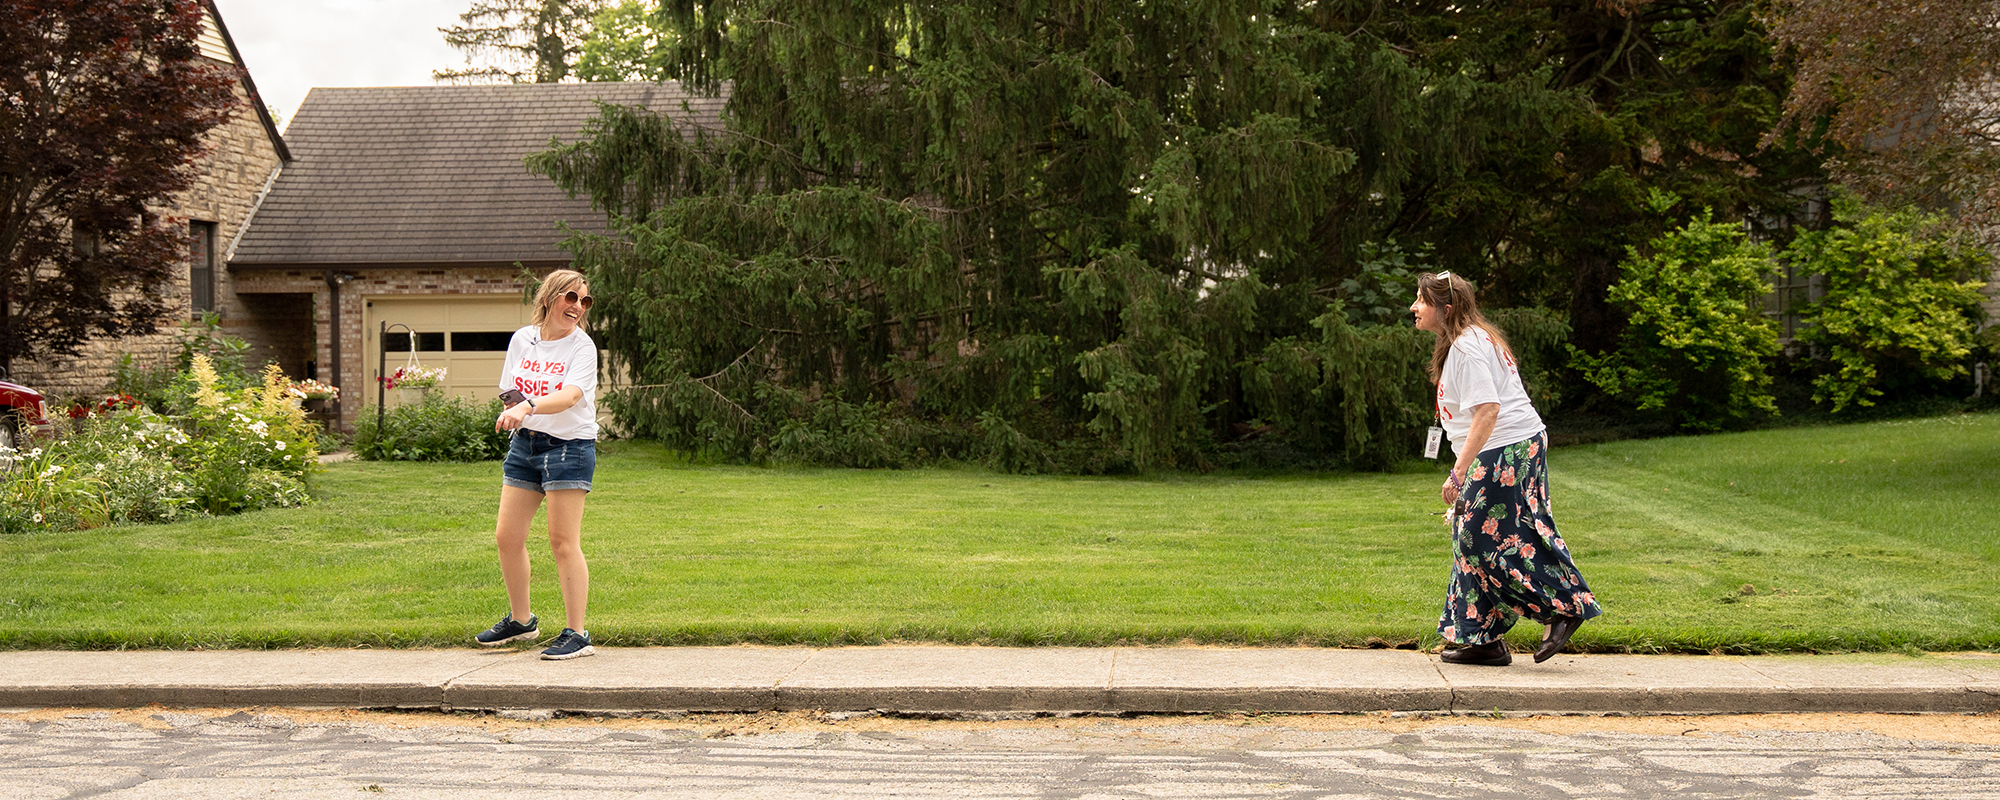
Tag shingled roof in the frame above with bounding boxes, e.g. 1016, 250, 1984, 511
230, 82, 723, 266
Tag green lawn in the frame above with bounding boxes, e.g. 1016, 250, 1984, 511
2, 411, 1994, 653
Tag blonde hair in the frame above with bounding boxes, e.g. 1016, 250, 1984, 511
1416, 272, 1514, 383
531, 269, 590, 327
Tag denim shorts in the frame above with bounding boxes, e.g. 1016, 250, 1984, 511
502, 430, 596, 493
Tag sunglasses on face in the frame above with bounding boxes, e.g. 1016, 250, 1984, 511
558, 290, 593, 310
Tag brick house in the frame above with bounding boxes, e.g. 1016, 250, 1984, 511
228, 82, 722, 430
10, 0, 290, 400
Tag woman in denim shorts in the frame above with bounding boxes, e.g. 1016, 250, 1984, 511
473, 269, 603, 660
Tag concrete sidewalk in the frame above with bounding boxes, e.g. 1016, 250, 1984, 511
5, 646, 1999, 715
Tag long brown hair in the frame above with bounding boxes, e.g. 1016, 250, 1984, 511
1417, 272, 1514, 383
531, 269, 590, 327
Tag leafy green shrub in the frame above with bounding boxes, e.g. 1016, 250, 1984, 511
1783, 202, 1991, 412
161, 312, 263, 413
107, 312, 262, 414
21, 412, 197, 526
353, 394, 511, 462
0, 358, 317, 532
1572, 208, 1781, 431
162, 358, 318, 515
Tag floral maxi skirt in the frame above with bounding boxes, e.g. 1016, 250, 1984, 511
1439, 432, 1602, 646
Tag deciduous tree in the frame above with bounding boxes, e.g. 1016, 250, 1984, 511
573, 0, 677, 82
1766, 0, 2000, 221
0, 0, 238, 372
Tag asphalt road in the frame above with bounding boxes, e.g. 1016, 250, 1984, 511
6, 708, 2000, 798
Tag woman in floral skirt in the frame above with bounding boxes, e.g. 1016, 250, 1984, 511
1411, 271, 1601, 666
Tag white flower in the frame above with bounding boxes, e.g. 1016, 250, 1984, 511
31, 513, 42, 524
39, 464, 62, 479
27, 448, 41, 458
237, 459, 246, 465
249, 420, 269, 436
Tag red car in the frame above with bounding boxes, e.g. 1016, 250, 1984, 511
0, 377, 53, 451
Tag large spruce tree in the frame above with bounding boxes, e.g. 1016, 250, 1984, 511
533, 0, 1824, 470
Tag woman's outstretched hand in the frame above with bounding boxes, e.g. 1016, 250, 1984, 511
495, 402, 531, 432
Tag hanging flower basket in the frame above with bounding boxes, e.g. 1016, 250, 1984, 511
377, 333, 446, 407
382, 364, 446, 391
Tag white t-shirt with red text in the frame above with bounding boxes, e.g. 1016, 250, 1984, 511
1437, 325, 1542, 456
500, 325, 599, 441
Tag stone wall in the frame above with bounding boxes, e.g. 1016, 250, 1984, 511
8, 71, 285, 402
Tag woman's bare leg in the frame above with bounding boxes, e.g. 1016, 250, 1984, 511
495, 485, 545, 622
544, 488, 590, 632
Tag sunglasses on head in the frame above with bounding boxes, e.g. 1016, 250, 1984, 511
558, 290, 593, 310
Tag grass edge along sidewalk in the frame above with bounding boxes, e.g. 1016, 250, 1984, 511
1, 411, 1994, 654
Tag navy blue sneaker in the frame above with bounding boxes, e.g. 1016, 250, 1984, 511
474, 613, 539, 646
540, 628, 595, 660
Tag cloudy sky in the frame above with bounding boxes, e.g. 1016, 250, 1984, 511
217, 0, 473, 130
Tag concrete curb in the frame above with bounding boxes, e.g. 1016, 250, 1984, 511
4, 647, 1997, 715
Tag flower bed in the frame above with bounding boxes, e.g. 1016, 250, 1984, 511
0, 357, 319, 533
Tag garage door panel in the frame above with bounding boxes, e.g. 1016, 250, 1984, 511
363, 296, 533, 407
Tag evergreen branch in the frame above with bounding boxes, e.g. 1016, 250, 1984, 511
692, 378, 757, 422
743, 18, 918, 68
697, 338, 766, 384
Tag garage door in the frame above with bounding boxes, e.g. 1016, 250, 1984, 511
361, 296, 535, 407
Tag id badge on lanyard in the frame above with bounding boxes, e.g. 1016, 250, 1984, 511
1423, 424, 1443, 459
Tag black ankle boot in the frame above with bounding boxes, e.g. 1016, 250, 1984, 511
1535, 617, 1583, 663
1440, 640, 1512, 666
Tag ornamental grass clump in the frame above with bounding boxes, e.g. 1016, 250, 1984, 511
0, 357, 319, 533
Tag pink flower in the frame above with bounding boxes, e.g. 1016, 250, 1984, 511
1520, 544, 1536, 560
1482, 518, 1500, 539
1500, 467, 1517, 487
